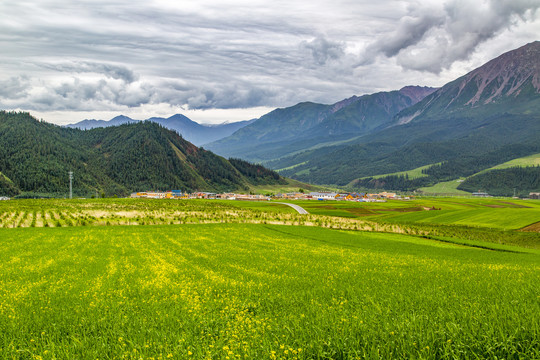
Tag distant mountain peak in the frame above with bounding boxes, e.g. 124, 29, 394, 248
65, 113, 254, 146
110, 115, 135, 121
398, 86, 438, 103
166, 114, 192, 121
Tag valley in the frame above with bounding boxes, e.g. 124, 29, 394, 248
2, 2, 540, 359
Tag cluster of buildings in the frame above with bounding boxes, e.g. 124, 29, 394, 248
130, 190, 408, 201
130, 191, 268, 201
274, 191, 405, 201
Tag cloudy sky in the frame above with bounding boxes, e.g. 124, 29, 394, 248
1, 0, 539, 125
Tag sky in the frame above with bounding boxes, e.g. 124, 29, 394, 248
1, 0, 539, 125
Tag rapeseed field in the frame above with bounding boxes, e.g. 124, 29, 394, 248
0, 219, 538, 359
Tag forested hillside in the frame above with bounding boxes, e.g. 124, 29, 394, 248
457, 167, 540, 197
348, 144, 540, 195
0, 112, 285, 197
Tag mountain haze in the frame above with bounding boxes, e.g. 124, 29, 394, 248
66, 114, 254, 146
66, 115, 138, 129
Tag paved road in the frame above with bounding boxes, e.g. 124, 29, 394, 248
277, 202, 309, 214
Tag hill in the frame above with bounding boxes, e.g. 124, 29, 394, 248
65, 115, 139, 129
0, 111, 285, 197
66, 114, 254, 146
457, 166, 540, 197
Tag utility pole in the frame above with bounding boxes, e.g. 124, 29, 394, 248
69, 171, 73, 199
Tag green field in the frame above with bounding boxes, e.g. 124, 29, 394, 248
0, 198, 539, 359
484, 152, 540, 172
292, 197, 540, 228
356, 163, 434, 182
1, 223, 539, 359
418, 179, 469, 195
247, 177, 325, 195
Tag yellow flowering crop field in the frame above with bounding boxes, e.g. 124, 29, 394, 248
0, 215, 539, 358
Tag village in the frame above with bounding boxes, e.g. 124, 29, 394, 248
130, 190, 409, 201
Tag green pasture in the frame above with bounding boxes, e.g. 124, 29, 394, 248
483, 152, 540, 172
286, 198, 540, 230
380, 206, 539, 230
1, 223, 539, 359
355, 163, 434, 182
418, 179, 469, 195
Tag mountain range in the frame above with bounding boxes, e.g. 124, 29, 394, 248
66, 114, 254, 146
0, 112, 285, 197
206, 86, 437, 162
206, 41, 540, 191
3, 42, 539, 197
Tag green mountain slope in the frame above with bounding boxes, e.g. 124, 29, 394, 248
457, 166, 540, 197
0, 112, 285, 197
206, 86, 436, 161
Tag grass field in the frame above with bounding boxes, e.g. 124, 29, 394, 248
483, 152, 540, 172
354, 163, 434, 182
418, 179, 469, 195
0, 198, 539, 359
0, 223, 539, 359
292, 197, 540, 229
0, 198, 538, 248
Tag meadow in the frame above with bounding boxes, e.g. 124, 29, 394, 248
0, 198, 539, 359
418, 180, 470, 196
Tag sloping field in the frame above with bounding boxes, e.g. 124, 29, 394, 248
0, 224, 539, 359
366, 163, 433, 180
419, 153, 540, 195
484, 152, 540, 172
418, 179, 469, 195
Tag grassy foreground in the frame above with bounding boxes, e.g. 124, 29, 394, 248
1, 223, 539, 360
0, 198, 539, 359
